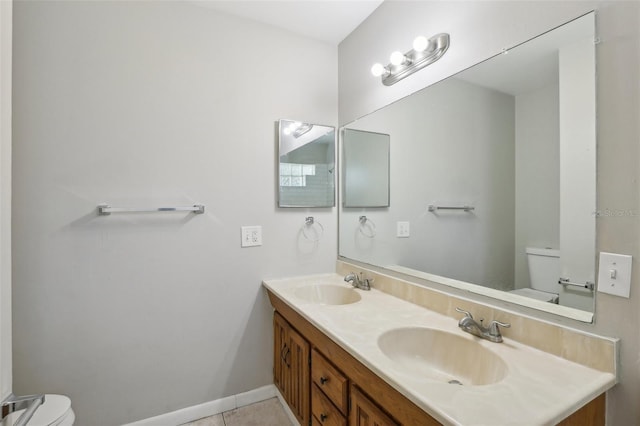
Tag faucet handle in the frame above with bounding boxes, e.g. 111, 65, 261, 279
455, 307, 473, 319
488, 320, 511, 339
344, 272, 357, 284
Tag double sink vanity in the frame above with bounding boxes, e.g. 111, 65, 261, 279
263, 263, 617, 426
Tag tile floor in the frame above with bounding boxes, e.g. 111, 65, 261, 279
182, 398, 294, 426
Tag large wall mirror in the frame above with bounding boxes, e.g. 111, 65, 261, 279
338, 12, 596, 322
278, 119, 336, 207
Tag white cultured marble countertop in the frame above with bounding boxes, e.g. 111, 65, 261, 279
263, 273, 616, 426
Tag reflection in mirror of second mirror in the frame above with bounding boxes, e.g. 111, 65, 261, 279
278, 119, 336, 208
338, 12, 596, 322
342, 129, 390, 208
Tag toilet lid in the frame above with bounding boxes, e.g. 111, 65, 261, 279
511, 288, 558, 303
19, 394, 71, 426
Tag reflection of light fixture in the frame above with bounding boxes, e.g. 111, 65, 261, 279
370, 33, 450, 86
293, 123, 313, 138
285, 122, 313, 138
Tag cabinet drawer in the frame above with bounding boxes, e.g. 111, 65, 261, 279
312, 349, 349, 414
312, 384, 347, 426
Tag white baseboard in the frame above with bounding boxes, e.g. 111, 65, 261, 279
123, 384, 278, 426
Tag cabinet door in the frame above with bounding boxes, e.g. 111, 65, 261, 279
274, 312, 311, 426
349, 385, 398, 426
273, 312, 289, 396
287, 326, 311, 426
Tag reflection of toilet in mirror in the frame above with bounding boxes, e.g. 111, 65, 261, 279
510, 248, 560, 303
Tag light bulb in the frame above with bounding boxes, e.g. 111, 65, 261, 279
389, 51, 406, 66
371, 63, 386, 77
413, 36, 429, 52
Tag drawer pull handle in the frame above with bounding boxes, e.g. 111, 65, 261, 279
320, 413, 328, 422
320, 376, 329, 385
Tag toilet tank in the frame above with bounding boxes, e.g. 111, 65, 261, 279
526, 247, 560, 293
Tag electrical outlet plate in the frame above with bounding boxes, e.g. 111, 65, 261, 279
241, 226, 262, 247
397, 221, 410, 238
597, 252, 632, 298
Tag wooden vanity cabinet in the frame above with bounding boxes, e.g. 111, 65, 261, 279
274, 312, 310, 426
269, 290, 605, 426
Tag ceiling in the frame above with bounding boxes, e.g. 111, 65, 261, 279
189, 0, 384, 45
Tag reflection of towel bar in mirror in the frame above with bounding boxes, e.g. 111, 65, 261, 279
558, 278, 595, 291
98, 204, 205, 216
428, 204, 475, 212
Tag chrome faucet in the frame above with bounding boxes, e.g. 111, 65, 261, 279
344, 272, 372, 291
1, 393, 45, 426
455, 307, 510, 343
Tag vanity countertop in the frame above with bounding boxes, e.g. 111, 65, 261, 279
263, 273, 616, 426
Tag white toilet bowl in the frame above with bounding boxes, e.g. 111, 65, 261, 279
11, 394, 74, 426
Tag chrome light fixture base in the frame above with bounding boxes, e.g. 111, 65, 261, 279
378, 33, 450, 86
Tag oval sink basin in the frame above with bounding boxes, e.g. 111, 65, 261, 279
377, 327, 508, 386
294, 284, 362, 305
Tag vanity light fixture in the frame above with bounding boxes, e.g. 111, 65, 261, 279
371, 33, 450, 86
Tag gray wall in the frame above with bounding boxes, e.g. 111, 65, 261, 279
339, 1, 639, 424
11, 1, 337, 424
340, 78, 516, 290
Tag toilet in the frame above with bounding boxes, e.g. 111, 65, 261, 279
510, 247, 560, 303
9, 394, 75, 426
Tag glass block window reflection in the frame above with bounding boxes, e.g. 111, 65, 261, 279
280, 163, 316, 187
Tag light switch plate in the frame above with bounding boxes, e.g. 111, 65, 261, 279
597, 252, 632, 298
241, 226, 262, 247
397, 221, 410, 238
